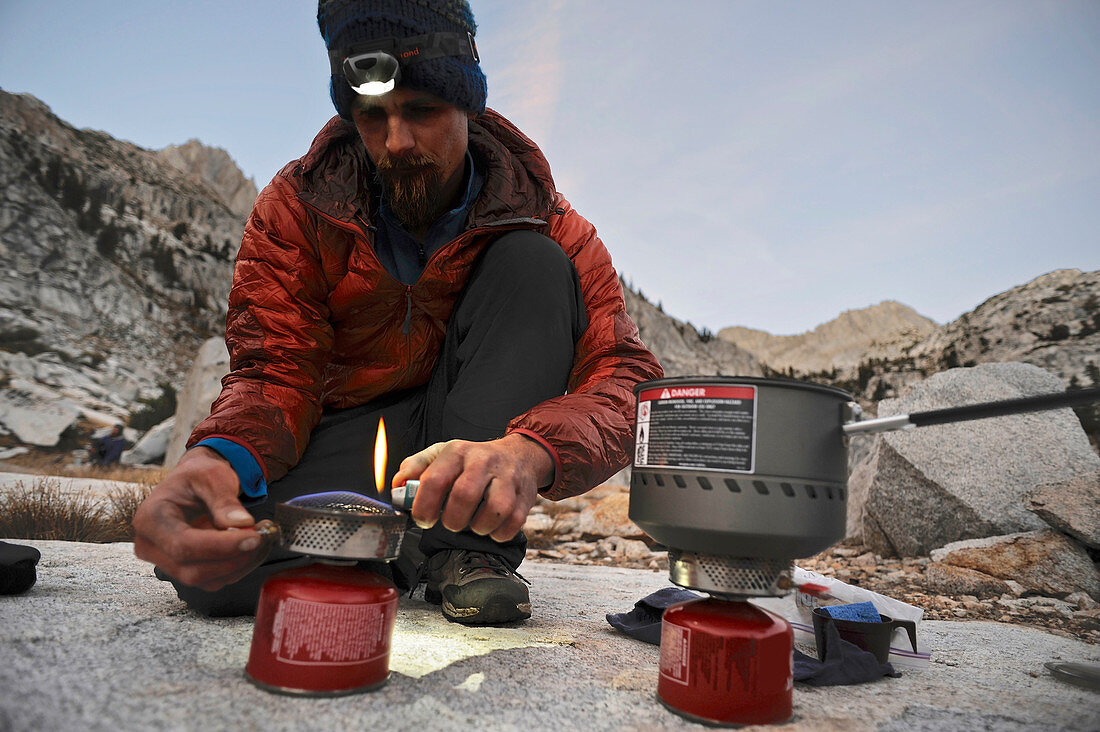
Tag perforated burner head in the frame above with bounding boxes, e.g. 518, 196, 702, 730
274, 491, 406, 561
668, 550, 792, 597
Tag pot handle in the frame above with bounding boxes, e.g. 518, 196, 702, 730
843, 386, 1100, 435
889, 618, 919, 654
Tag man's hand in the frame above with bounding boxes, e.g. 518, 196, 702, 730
132, 446, 272, 591
392, 434, 553, 542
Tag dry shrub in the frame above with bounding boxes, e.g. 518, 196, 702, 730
101, 484, 153, 540
0, 478, 150, 543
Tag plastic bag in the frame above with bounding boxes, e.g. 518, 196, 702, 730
782, 566, 931, 669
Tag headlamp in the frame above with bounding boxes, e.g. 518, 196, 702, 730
329, 31, 479, 97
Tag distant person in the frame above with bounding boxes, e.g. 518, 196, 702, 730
89, 424, 127, 467
132, 0, 662, 624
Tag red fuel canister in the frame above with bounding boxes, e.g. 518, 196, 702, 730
245, 562, 399, 696
658, 597, 793, 726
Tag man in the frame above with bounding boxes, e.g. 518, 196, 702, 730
90, 424, 127, 467
132, 0, 662, 625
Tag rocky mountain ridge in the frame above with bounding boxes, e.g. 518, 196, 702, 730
719, 300, 938, 375
156, 140, 257, 220
0, 90, 247, 445
720, 269, 1099, 401
717, 269, 1100, 448
623, 285, 764, 378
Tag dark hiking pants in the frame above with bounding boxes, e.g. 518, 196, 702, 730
160, 230, 587, 616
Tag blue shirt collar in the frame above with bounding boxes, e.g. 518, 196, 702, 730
378, 150, 480, 240
375, 150, 483, 285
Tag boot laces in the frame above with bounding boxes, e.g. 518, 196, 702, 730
455, 550, 530, 585
410, 549, 530, 596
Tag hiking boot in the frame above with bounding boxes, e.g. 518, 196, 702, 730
423, 549, 532, 625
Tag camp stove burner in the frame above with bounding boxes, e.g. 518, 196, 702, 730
669, 550, 792, 598
273, 491, 406, 561
659, 551, 796, 725
245, 491, 407, 696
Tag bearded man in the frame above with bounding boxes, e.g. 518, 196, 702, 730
132, 0, 662, 626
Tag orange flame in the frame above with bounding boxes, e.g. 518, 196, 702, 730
374, 416, 387, 494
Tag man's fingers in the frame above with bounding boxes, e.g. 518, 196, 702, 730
182, 468, 254, 529
136, 524, 264, 565
134, 528, 270, 590
141, 545, 267, 591
410, 443, 469, 528
401, 437, 543, 537
393, 441, 451, 487
468, 478, 512, 536
488, 505, 529, 543
175, 548, 271, 592
202, 494, 255, 529
130, 448, 267, 590
441, 464, 495, 532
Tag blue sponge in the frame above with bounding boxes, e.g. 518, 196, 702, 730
823, 601, 881, 623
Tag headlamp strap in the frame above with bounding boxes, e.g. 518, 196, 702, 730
328, 31, 479, 76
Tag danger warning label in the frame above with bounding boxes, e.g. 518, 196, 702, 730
634, 384, 756, 473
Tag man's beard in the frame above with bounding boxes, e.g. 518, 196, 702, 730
375, 154, 446, 232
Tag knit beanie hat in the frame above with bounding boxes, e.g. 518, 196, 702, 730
318, 0, 487, 120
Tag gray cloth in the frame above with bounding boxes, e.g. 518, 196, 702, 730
606, 587, 702, 644
793, 620, 900, 686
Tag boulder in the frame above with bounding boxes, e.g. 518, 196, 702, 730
604, 465, 631, 488
576, 493, 646, 540
164, 338, 230, 467
3, 351, 37, 381
930, 530, 1100, 601
856, 362, 1100, 557
121, 417, 175, 465
0, 379, 80, 446
844, 448, 875, 544
1028, 470, 1100, 550
924, 563, 1011, 598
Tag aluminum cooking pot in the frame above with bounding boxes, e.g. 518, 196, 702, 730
628, 376, 1100, 561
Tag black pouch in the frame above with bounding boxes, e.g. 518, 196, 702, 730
0, 540, 41, 595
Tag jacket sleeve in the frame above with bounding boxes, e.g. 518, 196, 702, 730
507, 195, 664, 500
186, 177, 334, 483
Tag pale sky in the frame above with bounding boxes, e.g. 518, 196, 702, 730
1, 0, 1097, 335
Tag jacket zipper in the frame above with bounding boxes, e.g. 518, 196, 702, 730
402, 286, 413, 336
301, 197, 547, 375
418, 217, 547, 272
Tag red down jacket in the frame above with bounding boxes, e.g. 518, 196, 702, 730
188, 110, 663, 500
